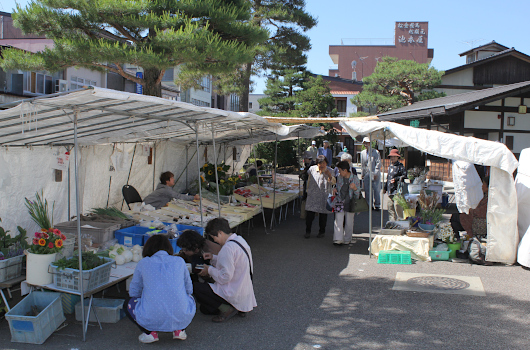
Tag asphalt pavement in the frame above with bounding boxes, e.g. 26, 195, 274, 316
2, 203, 530, 350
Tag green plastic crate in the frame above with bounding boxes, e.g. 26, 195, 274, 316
377, 250, 412, 264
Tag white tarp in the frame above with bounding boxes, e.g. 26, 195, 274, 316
340, 120, 519, 264
516, 148, 530, 267
452, 161, 484, 214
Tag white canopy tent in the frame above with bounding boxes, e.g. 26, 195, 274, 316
516, 148, 530, 267
340, 120, 519, 264
0, 87, 323, 340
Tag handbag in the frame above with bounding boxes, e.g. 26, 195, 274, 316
349, 194, 369, 213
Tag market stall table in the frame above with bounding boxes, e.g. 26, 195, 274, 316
23, 261, 138, 338
370, 234, 435, 261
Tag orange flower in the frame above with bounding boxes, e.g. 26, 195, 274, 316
55, 239, 63, 248
38, 238, 46, 246
41, 228, 48, 232
60, 234, 66, 240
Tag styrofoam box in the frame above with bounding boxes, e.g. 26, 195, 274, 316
75, 298, 125, 323
5, 291, 65, 344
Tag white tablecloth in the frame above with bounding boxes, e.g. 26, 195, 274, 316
370, 234, 434, 261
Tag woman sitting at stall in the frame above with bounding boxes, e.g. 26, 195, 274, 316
125, 234, 196, 344
333, 161, 361, 246
450, 176, 489, 239
143, 171, 200, 209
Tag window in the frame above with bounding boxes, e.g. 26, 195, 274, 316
70, 76, 96, 90
249, 102, 253, 109
198, 75, 211, 93
336, 100, 346, 113
505, 136, 514, 150
190, 98, 210, 107
161, 68, 174, 82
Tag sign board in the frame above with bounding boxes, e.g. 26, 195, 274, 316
410, 120, 420, 128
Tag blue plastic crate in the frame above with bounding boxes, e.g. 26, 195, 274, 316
162, 223, 204, 236
169, 238, 181, 254
114, 226, 166, 246
75, 298, 125, 323
5, 291, 65, 344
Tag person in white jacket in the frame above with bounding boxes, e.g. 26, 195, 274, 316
360, 137, 381, 210
193, 218, 256, 322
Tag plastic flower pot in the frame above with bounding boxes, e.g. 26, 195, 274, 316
447, 242, 461, 259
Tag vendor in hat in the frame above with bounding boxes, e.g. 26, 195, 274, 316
306, 140, 318, 161
384, 148, 407, 221
360, 137, 381, 211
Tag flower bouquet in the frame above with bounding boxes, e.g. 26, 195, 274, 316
29, 228, 65, 255
407, 166, 428, 184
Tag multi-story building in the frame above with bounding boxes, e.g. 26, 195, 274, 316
328, 21, 434, 81
0, 11, 237, 110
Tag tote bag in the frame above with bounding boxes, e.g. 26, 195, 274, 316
349, 194, 369, 213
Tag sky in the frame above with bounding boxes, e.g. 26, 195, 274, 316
2, 0, 529, 94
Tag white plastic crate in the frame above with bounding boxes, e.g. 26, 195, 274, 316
0, 254, 24, 283
49, 257, 114, 293
5, 291, 65, 344
75, 298, 125, 323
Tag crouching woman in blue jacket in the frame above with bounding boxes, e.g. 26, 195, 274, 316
124, 234, 196, 344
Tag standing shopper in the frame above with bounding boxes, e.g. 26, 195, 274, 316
305, 155, 335, 238
318, 140, 333, 166
333, 161, 361, 245
300, 151, 316, 219
125, 235, 196, 344
193, 218, 256, 322
384, 149, 407, 221
360, 137, 381, 211
307, 140, 318, 161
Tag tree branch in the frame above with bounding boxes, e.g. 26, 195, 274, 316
110, 22, 138, 43
91, 62, 144, 85
156, 69, 166, 85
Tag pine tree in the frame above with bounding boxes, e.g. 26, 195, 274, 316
0, 0, 268, 97
214, 0, 316, 111
352, 57, 445, 113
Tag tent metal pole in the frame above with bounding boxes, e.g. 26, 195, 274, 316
296, 132, 300, 214
211, 123, 221, 217
368, 133, 373, 258
67, 146, 71, 219
185, 145, 189, 191
381, 132, 386, 230
270, 135, 278, 230
121, 143, 137, 210
250, 129, 267, 232
152, 142, 157, 191
195, 124, 203, 227
73, 108, 86, 341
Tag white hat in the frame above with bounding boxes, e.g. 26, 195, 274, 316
362, 137, 370, 143
323, 140, 329, 143
311, 140, 316, 145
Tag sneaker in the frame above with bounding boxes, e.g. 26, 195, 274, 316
304, 232, 310, 239
350, 238, 357, 244
139, 331, 159, 343
333, 240, 343, 246
173, 330, 187, 340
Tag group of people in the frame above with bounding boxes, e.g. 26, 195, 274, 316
301, 137, 413, 244
124, 217, 256, 344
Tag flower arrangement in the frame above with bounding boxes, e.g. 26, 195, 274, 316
436, 222, 456, 243
407, 166, 428, 184
29, 228, 65, 255
418, 190, 445, 225
0, 218, 29, 260
201, 162, 231, 183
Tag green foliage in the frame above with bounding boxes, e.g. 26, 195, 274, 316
201, 162, 231, 183
53, 251, 107, 271
254, 140, 297, 168
25, 190, 54, 230
419, 208, 445, 225
0, 0, 269, 97
352, 57, 445, 113
0, 219, 29, 259
215, 0, 317, 110
259, 72, 338, 118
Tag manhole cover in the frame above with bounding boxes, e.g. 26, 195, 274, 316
406, 276, 470, 290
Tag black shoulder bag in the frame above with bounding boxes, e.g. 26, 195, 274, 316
228, 240, 253, 281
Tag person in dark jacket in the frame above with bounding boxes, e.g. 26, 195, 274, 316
384, 149, 407, 221
143, 171, 199, 209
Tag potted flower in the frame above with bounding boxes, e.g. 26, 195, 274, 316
436, 222, 460, 258
24, 191, 65, 285
393, 193, 417, 219
0, 219, 29, 283
417, 190, 445, 231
